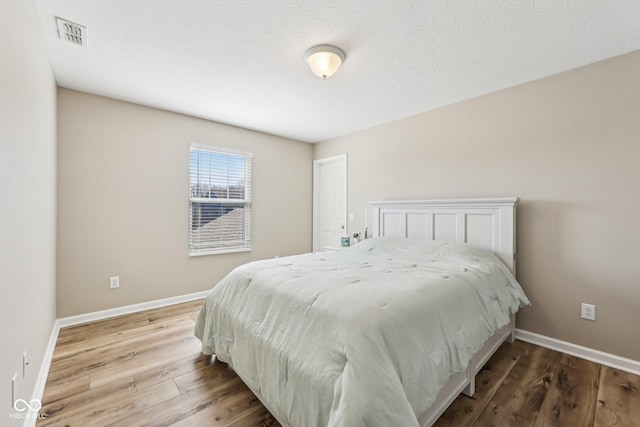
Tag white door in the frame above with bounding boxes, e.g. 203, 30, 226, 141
313, 155, 347, 252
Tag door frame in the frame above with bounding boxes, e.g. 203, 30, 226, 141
312, 154, 347, 252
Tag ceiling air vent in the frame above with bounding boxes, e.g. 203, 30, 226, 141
56, 17, 87, 47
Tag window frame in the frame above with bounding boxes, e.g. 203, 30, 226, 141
188, 143, 253, 256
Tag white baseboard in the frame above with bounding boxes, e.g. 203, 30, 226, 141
24, 320, 60, 427
516, 329, 640, 376
56, 290, 209, 328
25, 290, 209, 427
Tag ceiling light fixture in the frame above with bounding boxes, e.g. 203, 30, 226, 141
304, 45, 346, 80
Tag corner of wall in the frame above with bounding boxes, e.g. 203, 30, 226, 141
1, 1, 58, 424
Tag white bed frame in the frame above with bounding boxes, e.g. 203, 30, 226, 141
234, 197, 520, 427
370, 197, 519, 426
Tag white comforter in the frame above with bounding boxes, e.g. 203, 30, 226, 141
194, 238, 529, 426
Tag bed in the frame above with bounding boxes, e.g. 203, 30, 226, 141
195, 198, 530, 426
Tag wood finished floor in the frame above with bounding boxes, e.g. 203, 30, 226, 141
37, 300, 639, 427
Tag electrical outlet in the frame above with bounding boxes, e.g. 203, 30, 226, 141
109, 276, 120, 289
349, 212, 354, 222
581, 303, 596, 321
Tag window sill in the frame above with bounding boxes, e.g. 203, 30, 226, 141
189, 247, 252, 257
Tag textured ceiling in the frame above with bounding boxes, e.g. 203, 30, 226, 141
35, 0, 640, 143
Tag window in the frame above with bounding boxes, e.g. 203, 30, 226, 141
189, 144, 252, 255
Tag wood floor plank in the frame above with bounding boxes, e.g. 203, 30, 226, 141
46, 328, 200, 390
53, 316, 195, 362
434, 340, 528, 427
173, 359, 240, 394
228, 405, 280, 427
39, 376, 137, 425
44, 380, 181, 427
170, 387, 264, 427
87, 300, 202, 337
133, 352, 213, 392
107, 376, 247, 427
473, 342, 562, 427
89, 336, 202, 389
55, 324, 90, 346
40, 373, 90, 406
533, 353, 600, 427
594, 366, 640, 426
50, 318, 196, 373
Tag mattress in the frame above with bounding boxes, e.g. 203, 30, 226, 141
194, 237, 530, 426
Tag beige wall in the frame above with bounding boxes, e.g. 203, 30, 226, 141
314, 51, 640, 361
1, 0, 57, 421
57, 89, 313, 317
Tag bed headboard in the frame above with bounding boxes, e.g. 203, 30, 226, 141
371, 198, 519, 274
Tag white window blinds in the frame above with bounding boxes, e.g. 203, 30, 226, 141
189, 144, 252, 255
